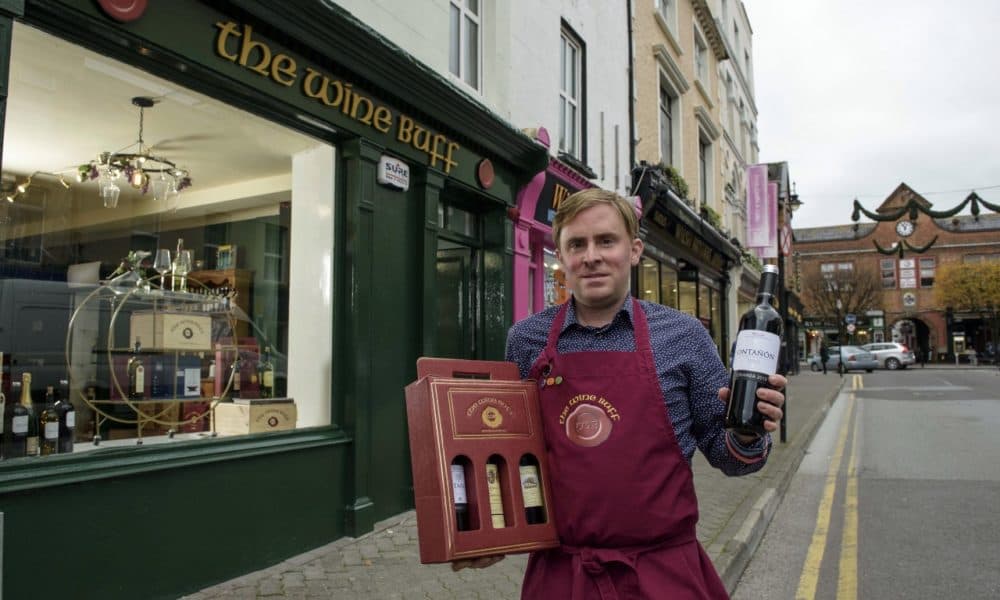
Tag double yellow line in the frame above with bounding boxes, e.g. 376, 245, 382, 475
795, 374, 863, 599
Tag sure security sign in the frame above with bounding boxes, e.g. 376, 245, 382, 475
377, 155, 410, 191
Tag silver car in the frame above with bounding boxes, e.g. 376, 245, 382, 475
862, 342, 916, 370
808, 345, 877, 373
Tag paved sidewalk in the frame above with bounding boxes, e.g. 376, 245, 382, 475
183, 372, 845, 599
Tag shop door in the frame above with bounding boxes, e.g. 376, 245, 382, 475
436, 242, 477, 359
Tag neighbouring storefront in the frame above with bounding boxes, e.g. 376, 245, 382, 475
0, 1, 546, 598
512, 127, 593, 320
632, 164, 741, 361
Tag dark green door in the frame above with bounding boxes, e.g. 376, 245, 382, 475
436, 242, 477, 359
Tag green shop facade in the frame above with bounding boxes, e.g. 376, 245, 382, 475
0, 1, 546, 597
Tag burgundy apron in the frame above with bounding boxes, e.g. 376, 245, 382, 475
521, 299, 728, 600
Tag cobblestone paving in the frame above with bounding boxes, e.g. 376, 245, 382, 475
184, 373, 845, 600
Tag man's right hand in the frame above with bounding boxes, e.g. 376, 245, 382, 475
450, 555, 506, 571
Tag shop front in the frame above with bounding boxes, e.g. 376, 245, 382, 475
632, 166, 740, 361
512, 127, 593, 320
0, 1, 545, 598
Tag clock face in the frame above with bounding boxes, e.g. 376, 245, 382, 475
896, 220, 915, 237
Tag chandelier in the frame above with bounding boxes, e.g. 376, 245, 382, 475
78, 96, 192, 208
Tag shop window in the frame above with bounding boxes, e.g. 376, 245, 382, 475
543, 248, 568, 308
559, 25, 584, 159
678, 279, 697, 317
449, 0, 481, 91
0, 24, 332, 456
638, 258, 660, 303
659, 266, 678, 309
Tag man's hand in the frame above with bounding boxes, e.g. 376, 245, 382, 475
451, 555, 506, 572
718, 373, 787, 438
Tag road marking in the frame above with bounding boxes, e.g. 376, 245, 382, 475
795, 392, 856, 599
837, 393, 860, 600
852, 374, 863, 390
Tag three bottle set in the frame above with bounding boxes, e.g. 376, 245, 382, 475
450, 453, 547, 532
3, 358, 76, 460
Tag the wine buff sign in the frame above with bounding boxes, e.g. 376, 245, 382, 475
214, 21, 462, 174
559, 394, 621, 448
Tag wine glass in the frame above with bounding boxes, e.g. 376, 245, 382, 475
172, 250, 192, 292
152, 249, 171, 290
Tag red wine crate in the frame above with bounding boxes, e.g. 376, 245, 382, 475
404, 357, 559, 564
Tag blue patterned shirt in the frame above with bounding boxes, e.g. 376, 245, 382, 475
505, 298, 770, 476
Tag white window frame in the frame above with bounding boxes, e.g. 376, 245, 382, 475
449, 0, 482, 92
919, 257, 935, 287
559, 28, 583, 157
694, 27, 708, 82
657, 0, 677, 32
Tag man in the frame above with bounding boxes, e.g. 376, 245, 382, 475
457, 189, 785, 598
820, 343, 830, 374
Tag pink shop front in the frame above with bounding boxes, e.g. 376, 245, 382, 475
512, 156, 593, 320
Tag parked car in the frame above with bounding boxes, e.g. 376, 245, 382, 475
861, 342, 916, 370
808, 345, 877, 373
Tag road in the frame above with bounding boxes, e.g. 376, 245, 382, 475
734, 368, 1000, 600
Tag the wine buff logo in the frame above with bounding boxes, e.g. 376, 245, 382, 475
467, 397, 515, 431
559, 394, 620, 447
214, 22, 461, 173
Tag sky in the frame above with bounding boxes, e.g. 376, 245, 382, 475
743, 0, 1000, 230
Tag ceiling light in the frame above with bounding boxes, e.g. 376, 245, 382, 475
78, 97, 191, 207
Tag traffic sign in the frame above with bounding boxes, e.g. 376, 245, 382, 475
846, 323, 856, 333
780, 223, 793, 256
845, 313, 857, 325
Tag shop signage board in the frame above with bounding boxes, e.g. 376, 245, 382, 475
377, 155, 410, 191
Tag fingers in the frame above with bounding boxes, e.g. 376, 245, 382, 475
450, 555, 505, 571
767, 373, 788, 390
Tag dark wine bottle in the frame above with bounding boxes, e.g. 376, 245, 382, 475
451, 460, 470, 531
258, 346, 275, 399
725, 264, 783, 437
39, 386, 59, 456
127, 338, 145, 401
55, 380, 75, 454
9, 380, 27, 458
519, 454, 546, 524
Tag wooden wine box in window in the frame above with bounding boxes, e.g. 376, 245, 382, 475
403, 357, 559, 564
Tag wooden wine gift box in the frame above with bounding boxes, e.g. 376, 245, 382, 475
404, 357, 559, 564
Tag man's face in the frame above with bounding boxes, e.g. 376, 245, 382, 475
556, 203, 643, 314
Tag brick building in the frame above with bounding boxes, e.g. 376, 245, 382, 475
794, 183, 1000, 363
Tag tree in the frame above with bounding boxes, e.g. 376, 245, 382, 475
801, 264, 881, 344
936, 261, 1000, 362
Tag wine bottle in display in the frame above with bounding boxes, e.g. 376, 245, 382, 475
20, 373, 39, 457
9, 380, 27, 457
127, 339, 146, 400
258, 346, 275, 399
39, 386, 59, 456
0, 352, 5, 460
485, 462, 506, 528
725, 264, 783, 437
55, 380, 75, 454
519, 454, 546, 524
451, 460, 470, 531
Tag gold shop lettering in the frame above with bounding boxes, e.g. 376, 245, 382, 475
214, 21, 461, 173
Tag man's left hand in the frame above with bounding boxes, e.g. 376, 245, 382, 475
717, 373, 786, 437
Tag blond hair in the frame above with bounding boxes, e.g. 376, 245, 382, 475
552, 189, 639, 250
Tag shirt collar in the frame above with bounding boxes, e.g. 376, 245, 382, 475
562, 296, 634, 333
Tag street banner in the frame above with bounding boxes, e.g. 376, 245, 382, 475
757, 182, 779, 258
745, 164, 769, 247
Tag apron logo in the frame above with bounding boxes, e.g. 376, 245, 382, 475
559, 394, 621, 447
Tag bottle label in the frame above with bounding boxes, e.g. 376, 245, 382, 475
450, 464, 467, 504
486, 463, 506, 528
135, 366, 145, 393
732, 330, 781, 375
519, 465, 543, 508
12, 415, 28, 434
27, 436, 38, 455
263, 371, 274, 388
66, 410, 76, 428
44, 421, 59, 440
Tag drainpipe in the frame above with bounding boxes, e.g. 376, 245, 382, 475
626, 0, 636, 170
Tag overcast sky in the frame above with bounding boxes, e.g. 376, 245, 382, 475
744, 0, 1000, 230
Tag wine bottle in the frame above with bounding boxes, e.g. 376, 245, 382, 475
519, 454, 546, 524
39, 386, 59, 456
9, 379, 27, 457
485, 461, 506, 528
725, 264, 783, 437
0, 352, 5, 460
20, 373, 39, 457
127, 339, 146, 401
258, 346, 275, 399
451, 460, 470, 531
171, 238, 185, 291
55, 379, 75, 454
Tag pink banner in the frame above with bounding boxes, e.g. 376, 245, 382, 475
757, 182, 779, 258
745, 164, 769, 247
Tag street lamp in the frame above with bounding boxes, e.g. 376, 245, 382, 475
836, 298, 845, 376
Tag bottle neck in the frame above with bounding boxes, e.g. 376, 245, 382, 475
757, 271, 779, 304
